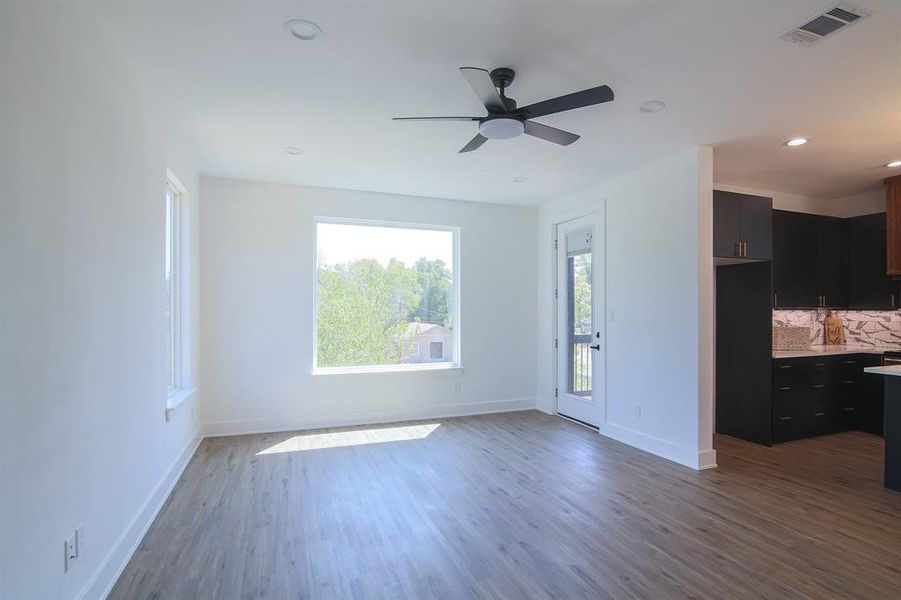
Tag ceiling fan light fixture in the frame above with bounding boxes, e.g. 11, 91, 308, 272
478, 117, 525, 140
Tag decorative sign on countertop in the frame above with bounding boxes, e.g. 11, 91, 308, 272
824, 310, 845, 345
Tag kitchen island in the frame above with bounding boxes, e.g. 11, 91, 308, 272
863, 364, 901, 491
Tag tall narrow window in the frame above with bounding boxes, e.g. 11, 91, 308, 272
315, 219, 460, 372
165, 180, 181, 394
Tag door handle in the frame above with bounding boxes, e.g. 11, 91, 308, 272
589, 344, 601, 351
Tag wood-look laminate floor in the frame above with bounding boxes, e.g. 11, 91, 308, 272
110, 411, 901, 599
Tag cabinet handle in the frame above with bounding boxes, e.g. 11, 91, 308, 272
893, 294, 896, 309
813, 362, 826, 366
743, 241, 748, 257
814, 412, 825, 417
734, 242, 741, 257
812, 384, 825, 389
774, 293, 778, 307
779, 416, 792, 421
844, 379, 856, 384
843, 407, 856, 412
778, 365, 792, 369
844, 360, 857, 365
778, 386, 792, 391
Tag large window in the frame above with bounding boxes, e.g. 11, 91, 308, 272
315, 219, 460, 372
165, 180, 182, 396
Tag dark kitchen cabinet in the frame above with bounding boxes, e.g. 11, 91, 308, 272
713, 191, 772, 260
848, 212, 899, 309
886, 176, 901, 276
815, 215, 848, 308
772, 210, 848, 308
716, 262, 773, 445
753, 353, 884, 445
772, 210, 819, 307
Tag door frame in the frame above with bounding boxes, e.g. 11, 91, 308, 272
553, 208, 606, 428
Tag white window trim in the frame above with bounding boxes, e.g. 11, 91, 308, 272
312, 216, 462, 375
165, 169, 195, 410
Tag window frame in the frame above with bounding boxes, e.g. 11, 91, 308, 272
165, 169, 195, 409
166, 180, 182, 396
312, 217, 462, 375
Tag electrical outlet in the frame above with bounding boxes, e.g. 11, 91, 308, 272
635, 404, 642, 418
64, 533, 77, 573
454, 382, 462, 394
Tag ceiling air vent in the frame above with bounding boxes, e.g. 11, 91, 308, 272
779, 2, 871, 46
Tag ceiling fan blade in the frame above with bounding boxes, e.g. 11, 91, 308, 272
523, 121, 580, 146
459, 67, 505, 114
517, 85, 614, 119
459, 134, 488, 153
392, 116, 481, 121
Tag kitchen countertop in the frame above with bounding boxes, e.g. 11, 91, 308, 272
865, 364, 901, 377
772, 345, 899, 359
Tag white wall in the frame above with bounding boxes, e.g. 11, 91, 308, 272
715, 183, 885, 217
536, 147, 716, 470
0, 3, 202, 598
199, 178, 537, 435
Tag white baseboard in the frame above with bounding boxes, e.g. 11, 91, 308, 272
597, 421, 717, 471
78, 431, 203, 600
203, 398, 538, 437
696, 448, 718, 470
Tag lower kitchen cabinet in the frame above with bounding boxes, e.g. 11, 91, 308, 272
769, 354, 882, 443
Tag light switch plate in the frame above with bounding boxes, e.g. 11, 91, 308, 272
64, 533, 77, 573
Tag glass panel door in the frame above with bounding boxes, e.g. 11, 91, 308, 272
556, 214, 603, 427
567, 240, 592, 397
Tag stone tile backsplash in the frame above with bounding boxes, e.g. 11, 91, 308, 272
773, 310, 901, 349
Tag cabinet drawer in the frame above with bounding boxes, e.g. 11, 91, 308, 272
808, 360, 831, 383
773, 403, 830, 440
835, 404, 859, 430
772, 361, 796, 387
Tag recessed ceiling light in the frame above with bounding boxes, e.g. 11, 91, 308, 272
639, 100, 665, 113
887, 161, 901, 168
283, 146, 304, 155
784, 137, 808, 147
283, 19, 323, 42
512, 177, 528, 183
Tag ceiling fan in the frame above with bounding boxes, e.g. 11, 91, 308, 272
393, 67, 614, 153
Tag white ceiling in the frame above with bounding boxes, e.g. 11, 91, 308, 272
98, 1, 901, 206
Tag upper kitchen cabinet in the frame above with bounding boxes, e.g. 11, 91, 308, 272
815, 215, 848, 308
848, 212, 899, 309
772, 210, 819, 307
886, 175, 901, 276
713, 191, 772, 260
773, 211, 849, 309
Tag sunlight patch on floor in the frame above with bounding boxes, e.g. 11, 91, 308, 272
256, 423, 441, 454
